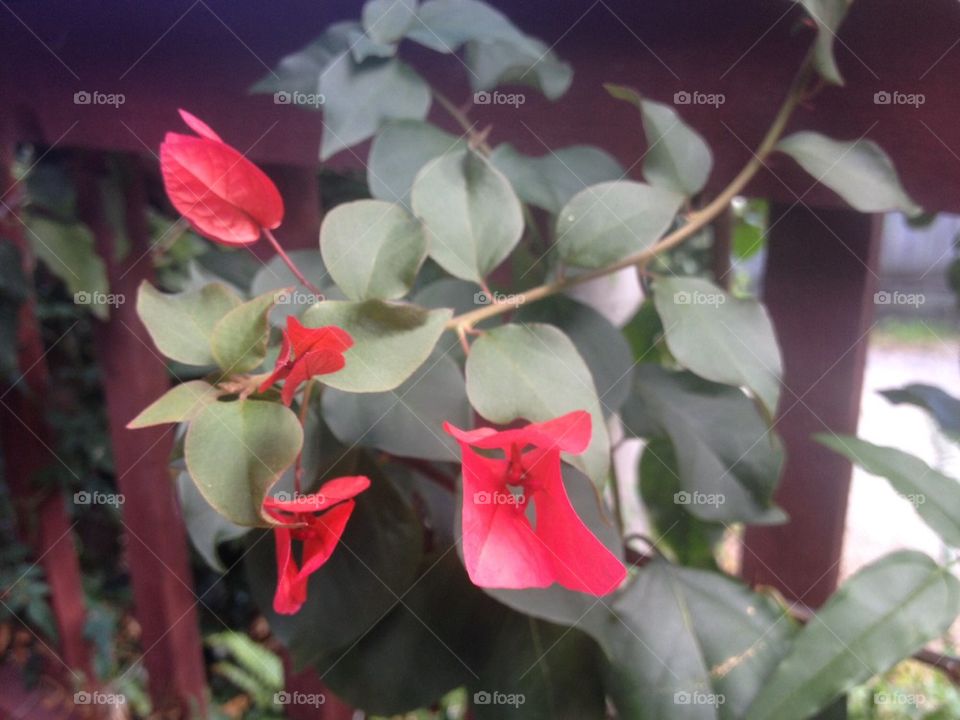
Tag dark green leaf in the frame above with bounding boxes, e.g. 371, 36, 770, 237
466, 322, 611, 484
412, 149, 524, 283
777, 132, 920, 215
490, 143, 623, 214
817, 435, 960, 547
622, 365, 784, 524
880, 384, 960, 439
210, 290, 281, 374
183, 399, 302, 526
516, 295, 634, 414
176, 471, 250, 573
320, 199, 427, 301
302, 300, 451, 392
746, 551, 960, 720
653, 276, 782, 418
605, 85, 713, 196
556, 181, 684, 268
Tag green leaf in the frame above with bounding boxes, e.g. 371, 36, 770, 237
368, 121, 465, 208
176, 471, 250, 573
414, 277, 485, 317
302, 300, 452, 392
471, 619, 605, 720
466, 37, 572, 99
622, 365, 784, 524
555, 181, 684, 269
137, 281, 243, 366
322, 350, 468, 461
320, 199, 427, 301
0, 241, 28, 381
210, 290, 281, 374
184, 399, 302, 526
489, 143, 624, 214
639, 439, 724, 569
249, 250, 331, 326
319, 55, 432, 160
777, 132, 920, 215
795, 0, 851, 85
465, 322, 610, 484
412, 149, 524, 283
362, 0, 418, 44
653, 276, 782, 418
516, 295, 634, 414
246, 458, 423, 669
250, 22, 355, 96
406, 0, 535, 52
746, 550, 960, 720
592, 560, 794, 720
316, 549, 498, 714
605, 85, 713, 197
27, 217, 110, 320
880, 384, 960, 439
817, 435, 960, 547
127, 380, 220, 428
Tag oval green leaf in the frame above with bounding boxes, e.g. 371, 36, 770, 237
302, 300, 452, 393
127, 380, 220, 429
556, 181, 684, 269
184, 399, 303, 526
320, 199, 427, 301
211, 290, 284, 374
465, 322, 610, 484
411, 149, 524, 283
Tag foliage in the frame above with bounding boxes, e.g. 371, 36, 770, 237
117, 0, 960, 718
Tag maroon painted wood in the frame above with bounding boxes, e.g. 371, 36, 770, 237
74, 154, 207, 716
741, 204, 882, 607
0, 138, 93, 682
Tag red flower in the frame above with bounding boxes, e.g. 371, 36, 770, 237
263, 475, 371, 615
259, 316, 353, 405
160, 109, 284, 245
444, 411, 626, 595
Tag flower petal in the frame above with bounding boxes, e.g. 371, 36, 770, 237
297, 500, 357, 578
285, 316, 354, 355
531, 450, 626, 595
459, 445, 554, 589
272, 526, 308, 615
258, 332, 293, 395
264, 476, 370, 515
280, 348, 347, 406
443, 411, 591, 455
178, 108, 223, 142
160, 132, 283, 245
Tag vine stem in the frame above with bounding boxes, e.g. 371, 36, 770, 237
443, 55, 814, 332
294, 379, 316, 495
263, 227, 324, 296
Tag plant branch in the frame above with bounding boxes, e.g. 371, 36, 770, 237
263, 227, 324, 296
445, 54, 814, 332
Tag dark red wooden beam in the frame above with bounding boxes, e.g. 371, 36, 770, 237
741, 204, 882, 607
0, 133, 93, 683
75, 154, 207, 716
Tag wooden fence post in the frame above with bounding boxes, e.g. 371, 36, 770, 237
741, 203, 882, 607
75, 153, 207, 716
